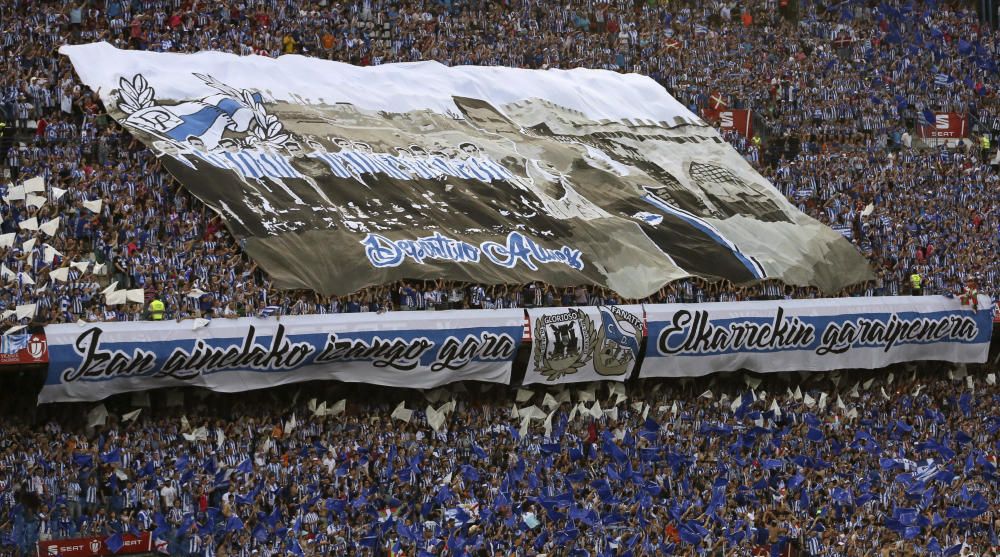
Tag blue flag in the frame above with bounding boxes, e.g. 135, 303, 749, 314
921, 108, 936, 126
106, 533, 124, 554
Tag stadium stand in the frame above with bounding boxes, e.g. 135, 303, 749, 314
0, 0, 998, 556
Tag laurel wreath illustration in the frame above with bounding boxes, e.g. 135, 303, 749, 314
115, 73, 289, 148
533, 308, 597, 382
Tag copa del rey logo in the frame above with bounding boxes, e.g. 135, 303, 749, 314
28, 335, 47, 359
90, 540, 102, 553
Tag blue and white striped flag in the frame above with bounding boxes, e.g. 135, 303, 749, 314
934, 73, 954, 86
0, 334, 29, 354
914, 462, 939, 483
259, 305, 282, 318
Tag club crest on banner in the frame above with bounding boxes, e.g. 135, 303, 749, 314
115, 73, 288, 151
594, 306, 642, 377
533, 308, 597, 381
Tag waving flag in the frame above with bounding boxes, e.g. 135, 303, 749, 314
64, 42, 873, 301
0, 334, 29, 354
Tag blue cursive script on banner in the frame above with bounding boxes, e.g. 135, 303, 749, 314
361, 231, 584, 271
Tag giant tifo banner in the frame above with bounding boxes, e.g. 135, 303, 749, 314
917, 112, 968, 139
39, 311, 524, 403
524, 305, 644, 385
642, 296, 993, 378
60, 42, 871, 299
0, 332, 48, 365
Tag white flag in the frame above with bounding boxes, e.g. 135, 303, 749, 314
87, 404, 109, 428
51, 186, 67, 200
987, 374, 996, 386
19, 217, 38, 231
577, 388, 596, 402
329, 399, 346, 416
426, 405, 446, 432
70, 261, 91, 272
39, 217, 61, 236
543, 410, 556, 437
515, 388, 534, 403
542, 392, 559, 410
519, 405, 546, 421
25, 194, 46, 209
42, 244, 62, 264
769, 399, 781, 419
3, 185, 25, 202
126, 289, 145, 303
793, 386, 803, 400
0, 264, 15, 280
391, 402, 413, 423
700, 389, 714, 399
122, 409, 142, 422
23, 176, 45, 192
49, 267, 70, 282
0, 233, 14, 248
15, 304, 36, 320
588, 401, 603, 419
93, 263, 107, 275
568, 403, 580, 422
82, 199, 103, 213
101, 281, 120, 295
518, 414, 532, 437
105, 289, 127, 305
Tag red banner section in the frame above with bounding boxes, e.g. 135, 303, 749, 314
0, 333, 48, 365
917, 112, 967, 139
37, 533, 151, 557
703, 108, 753, 138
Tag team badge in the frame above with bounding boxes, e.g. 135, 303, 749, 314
533, 308, 596, 381
593, 306, 642, 377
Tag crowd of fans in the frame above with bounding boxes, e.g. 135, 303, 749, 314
1, 362, 998, 556
0, 2, 999, 555
0, 0, 998, 329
